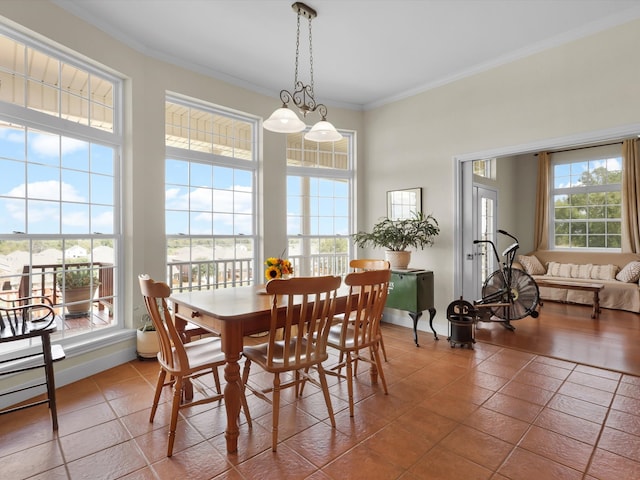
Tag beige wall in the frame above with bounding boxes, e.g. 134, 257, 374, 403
362, 18, 640, 328
0, 1, 639, 384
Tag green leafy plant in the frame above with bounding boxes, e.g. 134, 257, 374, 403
352, 211, 440, 251
138, 313, 155, 332
56, 267, 100, 289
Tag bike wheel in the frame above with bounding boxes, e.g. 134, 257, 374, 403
482, 268, 540, 320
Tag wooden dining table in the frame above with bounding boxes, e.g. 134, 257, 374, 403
170, 283, 351, 454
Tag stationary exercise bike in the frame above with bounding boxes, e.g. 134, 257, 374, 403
473, 230, 540, 330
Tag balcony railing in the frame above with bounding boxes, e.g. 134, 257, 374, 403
166, 253, 349, 292
15, 263, 114, 314
167, 258, 254, 292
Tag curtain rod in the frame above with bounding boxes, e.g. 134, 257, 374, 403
535, 141, 623, 156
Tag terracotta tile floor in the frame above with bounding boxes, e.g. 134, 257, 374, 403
3, 323, 640, 480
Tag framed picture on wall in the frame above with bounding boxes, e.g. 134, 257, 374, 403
387, 187, 422, 220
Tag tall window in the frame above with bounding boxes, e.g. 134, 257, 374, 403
551, 144, 622, 249
286, 132, 353, 276
165, 97, 257, 291
0, 27, 121, 352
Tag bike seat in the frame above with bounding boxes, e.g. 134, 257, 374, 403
501, 242, 519, 257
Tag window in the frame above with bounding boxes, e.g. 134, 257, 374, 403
473, 158, 496, 180
551, 144, 622, 249
0, 27, 121, 352
165, 97, 257, 291
286, 132, 353, 276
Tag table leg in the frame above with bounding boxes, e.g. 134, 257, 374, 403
592, 290, 600, 319
427, 308, 438, 341
408, 308, 437, 347
221, 322, 244, 454
223, 352, 242, 453
369, 345, 379, 385
408, 311, 422, 347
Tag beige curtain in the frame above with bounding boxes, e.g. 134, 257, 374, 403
622, 138, 640, 253
534, 151, 550, 250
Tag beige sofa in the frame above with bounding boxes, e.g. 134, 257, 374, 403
517, 250, 640, 313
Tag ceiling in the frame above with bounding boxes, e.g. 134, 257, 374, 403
52, 0, 640, 110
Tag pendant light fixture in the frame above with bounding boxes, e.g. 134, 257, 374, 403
263, 2, 342, 142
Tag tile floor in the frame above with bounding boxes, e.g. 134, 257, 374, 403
2, 323, 640, 480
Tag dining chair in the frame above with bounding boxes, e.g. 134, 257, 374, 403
242, 275, 341, 452
346, 259, 391, 361
0, 295, 65, 430
138, 274, 252, 457
326, 268, 391, 417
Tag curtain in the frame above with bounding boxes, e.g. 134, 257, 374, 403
622, 138, 640, 253
534, 151, 550, 250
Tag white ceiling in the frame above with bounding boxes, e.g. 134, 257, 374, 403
52, 0, 640, 110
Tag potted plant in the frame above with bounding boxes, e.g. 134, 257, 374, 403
56, 266, 100, 315
352, 211, 440, 268
136, 313, 159, 359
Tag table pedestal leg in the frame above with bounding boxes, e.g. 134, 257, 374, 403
369, 345, 379, 385
223, 353, 241, 453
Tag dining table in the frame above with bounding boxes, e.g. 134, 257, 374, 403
169, 282, 353, 454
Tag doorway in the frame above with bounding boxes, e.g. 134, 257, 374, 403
454, 122, 639, 300
474, 186, 498, 300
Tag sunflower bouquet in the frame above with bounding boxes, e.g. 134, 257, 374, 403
264, 256, 293, 281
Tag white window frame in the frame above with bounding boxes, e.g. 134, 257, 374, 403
164, 95, 259, 290
286, 132, 355, 277
0, 25, 123, 357
549, 144, 622, 250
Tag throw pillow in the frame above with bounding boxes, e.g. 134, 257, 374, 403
616, 261, 640, 283
546, 262, 572, 277
572, 264, 593, 279
590, 264, 618, 280
546, 261, 560, 276
517, 255, 545, 275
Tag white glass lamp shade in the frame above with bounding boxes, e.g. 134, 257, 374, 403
304, 120, 343, 142
263, 106, 306, 133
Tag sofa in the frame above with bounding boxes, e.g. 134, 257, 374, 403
516, 250, 640, 313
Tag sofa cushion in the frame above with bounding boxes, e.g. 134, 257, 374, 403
572, 263, 593, 279
546, 262, 572, 277
616, 261, 640, 283
590, 264, 618, 280
517, 254, 545, 275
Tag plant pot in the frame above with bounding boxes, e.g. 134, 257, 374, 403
136, 329, 159, 359
385, 250, 411, 269
63, 285, 99, 315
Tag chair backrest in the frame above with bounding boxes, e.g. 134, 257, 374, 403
0, 299, 56, 335
138, 274, 188, 372
338, 269, 391, 348
350, 259, 391, 271
265, 275, 342, 369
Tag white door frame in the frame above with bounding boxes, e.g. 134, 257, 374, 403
474, 185, 498, 299
453, 123, 640, 299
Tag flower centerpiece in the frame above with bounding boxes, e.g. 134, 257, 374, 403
264, 256, 293, 281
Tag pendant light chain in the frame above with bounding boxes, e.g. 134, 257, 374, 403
294, 11, 300, 87
308, 16, 314, 95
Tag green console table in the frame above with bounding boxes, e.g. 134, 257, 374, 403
386, 269, 437, 346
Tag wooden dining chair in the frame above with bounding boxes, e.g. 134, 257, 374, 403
326, 269, 391, 417
138, 274, 252, 457
346, 259, 391, 361
242, 275, 341, 452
